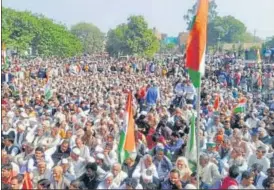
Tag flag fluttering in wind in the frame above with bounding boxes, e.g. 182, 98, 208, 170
213, 94, 220, 111
186, 0, 209, 88
22, 172, 33, 190
233, 103, 246, 114
44, 80, 53, 100
185, 113, 197, 171
118, 92, 136, 164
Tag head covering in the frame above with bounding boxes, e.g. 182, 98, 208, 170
216, 135, 224, 142
96, 153, 105, 160
142, 170, 153, 181
61, 158, 69, 164
140, 111, 148, 116
72, 148, 80, 156
206, 139, 216, 147
228, 185, 239, 189
104, 173, 114, 180
87, 156, 95, 163
20, 112, 29, 118
251, 128, 259, 136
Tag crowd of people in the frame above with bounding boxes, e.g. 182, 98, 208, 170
1, 53, 274, 189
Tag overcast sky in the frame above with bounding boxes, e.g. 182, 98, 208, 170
2, 0, 274, 39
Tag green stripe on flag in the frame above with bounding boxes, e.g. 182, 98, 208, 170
189, 114, 195, 152
118, 130, 130, 163
234, 106, 245, 113
188, 69, 201, 88
186, 113, 197, 172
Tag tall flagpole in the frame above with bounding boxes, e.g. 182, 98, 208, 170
195, 86, 201, 188
184, 0, 208, 187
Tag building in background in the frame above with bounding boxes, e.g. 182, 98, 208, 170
178, 32, 189, 47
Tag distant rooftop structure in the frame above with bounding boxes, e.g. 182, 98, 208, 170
178, 32, 189, 46
153, 27, 162, 40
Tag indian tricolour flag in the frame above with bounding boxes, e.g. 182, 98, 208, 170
185, 113, 197, 172
233, 103, 245, 114
186, 0, 209, 88
44, 80, 53, 100
118, 92, 136, 164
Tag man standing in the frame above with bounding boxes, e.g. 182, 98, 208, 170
145, 81, 160, 111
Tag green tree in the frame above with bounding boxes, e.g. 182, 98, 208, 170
2, 7, 83, 57
159, 42, 176, 53
207, 16, 247, 45
106, 15, 160, 57
71, 22, 104, 54
106, 24, 130, 56
183, 0, 218, 30
241, 32, 262, 43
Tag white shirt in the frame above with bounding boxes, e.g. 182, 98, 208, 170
68, 157, 86, 178
248, 155, 270, 173
112, 171, 128, 187
27, 155, 54, 172
238, 184, 256, 189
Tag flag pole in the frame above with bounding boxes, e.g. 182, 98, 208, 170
195, 86, 201, 188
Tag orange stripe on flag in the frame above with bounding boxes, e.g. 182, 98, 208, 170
124, 93, 135, 152
186, 0, 208, 72
213, 95, 220, 110
22, 172, 33, 190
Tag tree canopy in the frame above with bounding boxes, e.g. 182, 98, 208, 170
207, 16, 247, 45
71, 22, 104, 54
183, 0, 218, 30
183, 1, 262, 46
2, 7, 83, 57
106, 15, 160, 57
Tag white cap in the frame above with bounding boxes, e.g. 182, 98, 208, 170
19, 108, 25, 112
61, 158, 69, 164
20, 112, 29, 118
142, 170, 153, 181
140, 111, 147, 116
87, 156, 95, 163
96, 153, 105, 160
72, 148, 81, 156
228, 185, 239, 189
